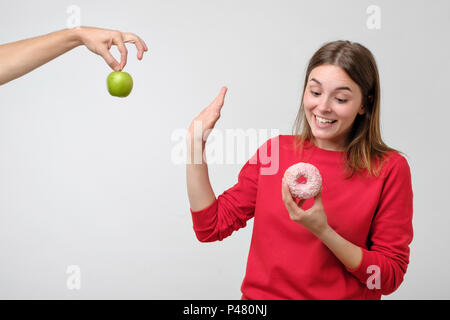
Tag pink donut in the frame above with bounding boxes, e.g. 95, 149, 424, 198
283, 162, 322, 199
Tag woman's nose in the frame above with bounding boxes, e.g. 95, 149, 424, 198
316, 97, 332, 113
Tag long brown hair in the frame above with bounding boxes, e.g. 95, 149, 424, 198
292, 40, 405, 179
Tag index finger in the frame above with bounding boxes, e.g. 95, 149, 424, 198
281, 179, 296, 206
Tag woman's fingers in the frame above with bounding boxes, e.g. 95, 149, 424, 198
112, 35, 128, 71
281, 180, 296, 209
142, 38, 149, 51
312, 191, 323, 209
188, 87, 228, 144
205, 87, 227, 117
122, 33, 148, 60
217, 86, 227, 111
282, 179, 306, 215
217, 86, 227, 103
211, 86, 228, 114
99, 48, 121, 71
210, 87, 227, 125
79, 27, 147, 70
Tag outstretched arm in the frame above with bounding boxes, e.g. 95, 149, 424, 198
0, 26, 148, 86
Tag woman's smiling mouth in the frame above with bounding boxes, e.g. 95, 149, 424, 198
314, 115, 337, 128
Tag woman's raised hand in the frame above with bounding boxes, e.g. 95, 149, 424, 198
187, 87, 228, 144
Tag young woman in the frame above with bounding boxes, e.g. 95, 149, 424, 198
186, 40, 413, 300
0, 26, 148, 85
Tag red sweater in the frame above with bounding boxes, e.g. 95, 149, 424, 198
190, 135, 414, 300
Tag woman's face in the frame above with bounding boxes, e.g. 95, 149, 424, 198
303, 64, 365, 151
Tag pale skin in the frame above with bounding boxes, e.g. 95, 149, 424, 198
187, 65, 364, 270
0, 26, 148, 86
303, 64, 366, 151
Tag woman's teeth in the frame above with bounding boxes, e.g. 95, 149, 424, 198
315, 115, 337, 124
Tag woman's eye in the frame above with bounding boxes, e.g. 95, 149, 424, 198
311, 90, 347, 103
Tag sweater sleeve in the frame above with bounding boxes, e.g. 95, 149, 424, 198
189, 138, 270, 242
346, 155, 414, 296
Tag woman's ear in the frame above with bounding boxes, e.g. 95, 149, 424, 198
359, 94, 373, 115
358, 105, 365, 115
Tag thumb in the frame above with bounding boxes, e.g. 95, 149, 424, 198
314, 191, 323, 205
100, 49, 121, 71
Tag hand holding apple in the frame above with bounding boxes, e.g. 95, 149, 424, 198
74, 26, 148, 71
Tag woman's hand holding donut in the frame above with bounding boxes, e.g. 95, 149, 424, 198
186, 87, 228, 145
281, 177, 329, 237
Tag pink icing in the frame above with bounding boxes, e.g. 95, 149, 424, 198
283, 162, 322, 199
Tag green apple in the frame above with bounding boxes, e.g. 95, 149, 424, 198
106, 71, 133, 97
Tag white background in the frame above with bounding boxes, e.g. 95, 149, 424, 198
0, 0, 449, 299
